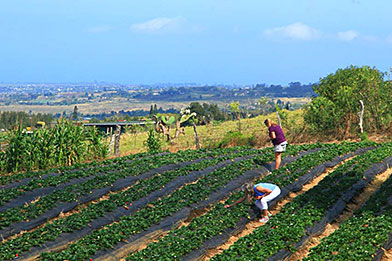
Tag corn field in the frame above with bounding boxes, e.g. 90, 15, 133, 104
0, 120, 108, 173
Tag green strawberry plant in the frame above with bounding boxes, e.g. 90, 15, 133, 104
212, 143, 392, 260
305, 154, 392, 260
126, 141, 374, 260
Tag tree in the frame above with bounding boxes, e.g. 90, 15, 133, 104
149, 105, 154, 115
304, 65, 392, 137
153, 114, 176, 141
180, 108, 200, 149
72, 106, 78, 120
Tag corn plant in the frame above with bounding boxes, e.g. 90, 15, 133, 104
0, 120, 108, 173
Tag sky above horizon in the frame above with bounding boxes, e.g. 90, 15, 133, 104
1, 0, 392, 85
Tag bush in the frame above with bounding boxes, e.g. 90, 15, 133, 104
304, 65, 392, 138
144, 129, 162, 153
360, 132, 368, 141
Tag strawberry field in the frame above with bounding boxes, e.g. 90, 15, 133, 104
0, 141, 391, 260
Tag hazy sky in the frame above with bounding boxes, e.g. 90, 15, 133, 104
1, 0, 391, 85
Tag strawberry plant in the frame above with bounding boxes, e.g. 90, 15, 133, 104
305, 155, 392, 260
1, 145, 305, 260
212, 143, 392, 260
0, 147, 264, 231
126, 141, 373, 260
38, 152, 280, 259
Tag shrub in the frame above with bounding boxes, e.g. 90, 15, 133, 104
304, 65, 392, 138
144, 129, 162, 153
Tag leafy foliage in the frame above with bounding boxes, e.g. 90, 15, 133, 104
304, 65, 392, 137
214, 143, 392, 260
305, 153, 392, 260
0, 111, 53, 130
144, 129, 162, 153
0, 120, 108, 173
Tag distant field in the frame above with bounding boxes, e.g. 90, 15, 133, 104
0, 97, 310, 115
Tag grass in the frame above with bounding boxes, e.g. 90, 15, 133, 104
117, 110, 305, 155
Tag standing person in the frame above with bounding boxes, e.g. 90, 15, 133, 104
225, 182, 281, 223
264, 119, 287, 170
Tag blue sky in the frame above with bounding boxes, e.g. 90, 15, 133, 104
1, 0, 391, 85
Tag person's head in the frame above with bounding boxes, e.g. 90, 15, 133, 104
241, 182, 254, 203
264, 119, 277, 128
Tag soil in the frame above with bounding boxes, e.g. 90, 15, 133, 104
382, 247, 392, 260
290, 167, 392, 261
95, 229, 166, 261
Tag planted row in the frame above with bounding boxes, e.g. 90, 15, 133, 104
212, 143, 392, 260
38, 149, 285, 260
0, 149, 156, 186
305, 154, 392, 260
0, 147, 246, 206
0, 145, 298, 260
0, 146, 251, 187
0, 146, 257, 230
37, 144, 345, 260
127, 141, 372, 260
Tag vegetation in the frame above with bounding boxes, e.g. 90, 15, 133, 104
213, 143, 391, 260
0, 111, 53, 130
229, 101, 241, 133
0, 142, 391, 260
127, 142, 370, 260
144, 129, 162, 153
0, 120, 108, 173
1, 67, 392, 260
305, 156, 392, 260
304, 66, 392, 138
119, 109, 306, 154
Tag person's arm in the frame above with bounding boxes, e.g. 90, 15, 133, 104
254, 186, 272, 200
225, 192, 248, 208
267, 131, 276, 143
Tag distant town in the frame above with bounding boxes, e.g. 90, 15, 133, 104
0, 82, 315, 108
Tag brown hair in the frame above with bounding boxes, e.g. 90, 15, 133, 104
241, 183, 254, 203
264, 119, 278, 127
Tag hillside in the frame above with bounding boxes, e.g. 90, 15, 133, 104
0, 142, 391, 260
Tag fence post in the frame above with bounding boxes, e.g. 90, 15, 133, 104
358, 100, 364, 134
114, 125, 121, 156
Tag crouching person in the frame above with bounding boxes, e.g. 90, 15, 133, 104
225, 182, 281, 223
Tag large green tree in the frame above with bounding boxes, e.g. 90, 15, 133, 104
304, 65, 392, 137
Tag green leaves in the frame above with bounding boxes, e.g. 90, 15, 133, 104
214, 143, 392, 260
0, 146, 269, 259
1, 120, 108, 173
305, 65, 392, 136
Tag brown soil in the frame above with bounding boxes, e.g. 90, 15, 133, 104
96, 229, 166, 261
203, 159, 348, 260
382, 247, 392, 260
290, 166, 392, 261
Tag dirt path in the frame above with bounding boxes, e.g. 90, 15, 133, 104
203, 160, 348, 261
290, 167, 392, 261
382, 247, 392, 260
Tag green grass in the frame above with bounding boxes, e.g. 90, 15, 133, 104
118, 110, 305, 155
